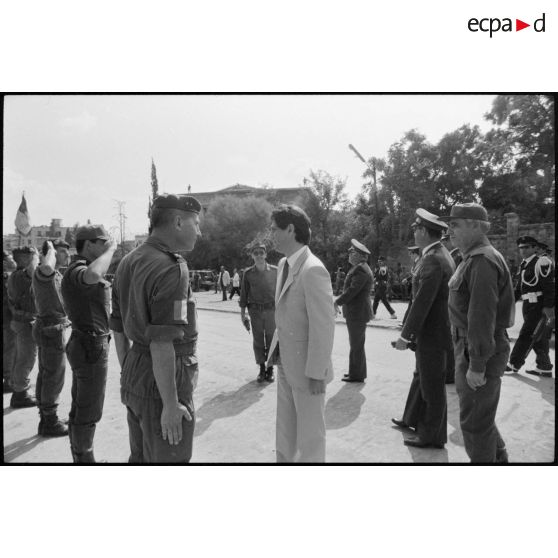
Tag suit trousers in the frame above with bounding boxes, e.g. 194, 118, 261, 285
454, 330, 509, 462
402, 370, 421, 428
276, 366, 326, 463
509, 301, 552, 371
248, 307, 276, 364
346, 318, 367, 380
414, 345, 447, 445
372, 290, 394, 316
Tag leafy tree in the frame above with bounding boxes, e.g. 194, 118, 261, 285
188, 195, 274, 270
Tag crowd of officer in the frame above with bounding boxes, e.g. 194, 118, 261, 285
2, 195, 555, 464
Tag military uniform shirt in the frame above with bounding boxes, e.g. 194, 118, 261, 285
448, 239, 515, 373
7, 269, 36, 323
110, 236, 197, 346
61, 258, 111, 334
239, 263, 277, 308
33, 268, 67, 322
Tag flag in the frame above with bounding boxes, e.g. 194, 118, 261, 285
15, 193, 31, 236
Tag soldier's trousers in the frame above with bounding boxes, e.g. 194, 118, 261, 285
454, 328, 509, 463
346, 318, 367, 380
3, 323, 16, 383
33, 324, 68, 416
249, 307, 276, 365
372, 290, 395, 315
9, 320, 38, 392
509, 301, 552, 371
122, 346, 198, 463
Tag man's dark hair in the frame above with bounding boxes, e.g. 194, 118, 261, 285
271, 204, 311, 245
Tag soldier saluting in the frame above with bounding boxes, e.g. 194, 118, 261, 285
506, 236, 555, 377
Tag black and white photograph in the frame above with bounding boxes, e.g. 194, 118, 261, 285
3, 93, 555, 464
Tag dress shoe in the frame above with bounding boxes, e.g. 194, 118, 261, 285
10, 390, 38, 409
403, 435, 444, 449
525, 368, 552, 378
265, 367, 275, 383
391, 418, 409, 429
341, 377, 364, 383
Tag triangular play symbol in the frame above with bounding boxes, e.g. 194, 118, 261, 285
516, 19, 530, 31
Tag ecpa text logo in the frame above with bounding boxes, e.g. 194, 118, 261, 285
468, 13, 546, 37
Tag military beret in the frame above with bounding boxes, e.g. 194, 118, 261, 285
52, 239, 70, 249
349, 238, 370, 255
152, 194, 201, 214
440, 203, 488, 222
76, 225, 109, 242
517, 236, 538, 247
411, 208, 448, 231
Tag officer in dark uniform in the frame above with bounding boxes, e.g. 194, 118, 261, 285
444, 203, 515, 463
8, 246, 39, 408
392, 209, 455, 448
372, 256, 397, 319
507, 236, 555, 377
61, 225, 117, 463
3, 250, 17, 393
32, 239, 71, 437
110, 194, 201, 463
239, 243, 278, 383
334, 239, 374, 383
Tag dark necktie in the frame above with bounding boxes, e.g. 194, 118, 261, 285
280, 260, 290, 292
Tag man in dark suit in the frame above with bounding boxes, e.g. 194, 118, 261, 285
334, 239, 374, 383
392, 209, 455, 449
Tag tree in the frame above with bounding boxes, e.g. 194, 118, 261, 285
477, 95, 555, 222
188, 195, 274, 270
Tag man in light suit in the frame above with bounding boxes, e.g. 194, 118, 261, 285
267, 204, 335, 463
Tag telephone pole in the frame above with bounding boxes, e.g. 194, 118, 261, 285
113, 200, 127, 255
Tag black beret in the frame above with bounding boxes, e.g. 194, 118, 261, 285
153, 194, 201, 214
517, 236, 538, 246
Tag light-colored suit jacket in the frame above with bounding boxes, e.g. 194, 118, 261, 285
267, 246, 335, 389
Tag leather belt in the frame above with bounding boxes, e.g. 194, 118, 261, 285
131, 341, 196, 356
521, 291, 542, 300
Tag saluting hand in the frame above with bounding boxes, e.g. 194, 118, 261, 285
466, 369, 486, 390
161, 402, 193, 445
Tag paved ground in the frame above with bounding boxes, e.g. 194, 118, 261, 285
2, 295, 555, 463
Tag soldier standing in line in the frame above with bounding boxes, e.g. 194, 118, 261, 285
111, 194, 202, 463
372, 256, 397, 320
61, 226, 117, 463
444, 203, 515, 463
3, 250, 17, 393
506, 236, 555, 377
32, 239, 71, 437
334, 239, 373, 383
8, 246, 39, 408
239, 243, 278, 383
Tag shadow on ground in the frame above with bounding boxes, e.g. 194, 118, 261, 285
325, 383, 366, 430
3, 434, 48, 463
505, 373, 555, 407
195, 381, 268, 437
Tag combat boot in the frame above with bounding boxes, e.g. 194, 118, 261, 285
265, 366, 275, 383
41, 414, 69, 437
257, 363, 266, 383
10, 389, 37, 408
70, 424, 97, 463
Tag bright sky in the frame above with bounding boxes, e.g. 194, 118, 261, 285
3, 94, 496, 238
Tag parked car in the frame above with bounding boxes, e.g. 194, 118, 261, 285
189, 270, 216, 291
